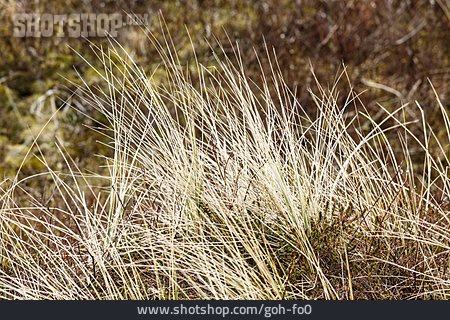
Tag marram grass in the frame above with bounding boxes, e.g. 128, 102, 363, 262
0, 31, 449, 299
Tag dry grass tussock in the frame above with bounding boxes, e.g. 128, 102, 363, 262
0, 30, 449, 299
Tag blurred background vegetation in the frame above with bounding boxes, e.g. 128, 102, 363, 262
0, 0, 448, 180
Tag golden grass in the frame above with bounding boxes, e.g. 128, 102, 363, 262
0, 28, 449, 299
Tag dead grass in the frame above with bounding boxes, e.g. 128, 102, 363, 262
0, 28, 449, 299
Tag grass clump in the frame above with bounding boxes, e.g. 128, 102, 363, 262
0, 30, 449, 299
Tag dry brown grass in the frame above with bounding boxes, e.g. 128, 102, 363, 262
0, 24, 449, 299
